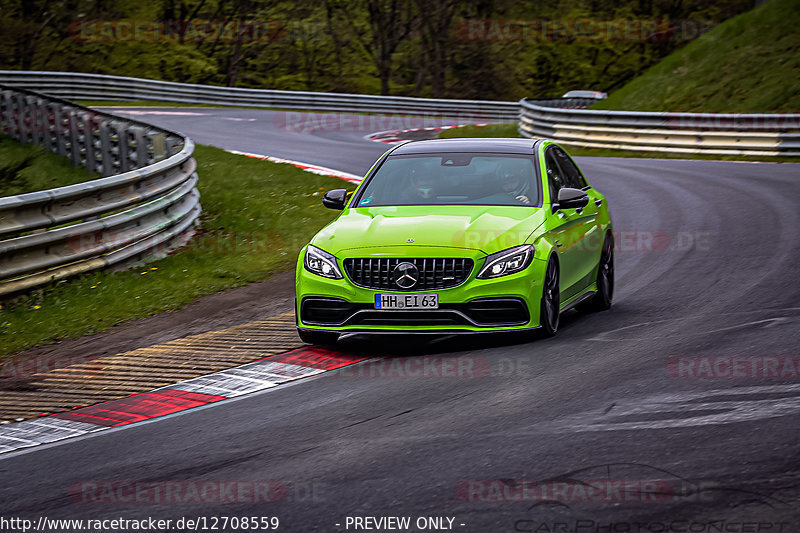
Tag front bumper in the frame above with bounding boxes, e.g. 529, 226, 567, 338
296, 249, 547, 333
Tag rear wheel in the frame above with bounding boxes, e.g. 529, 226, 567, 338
540, 257, 560, 337
297, 329, 339, 346
578, 233, 614, 313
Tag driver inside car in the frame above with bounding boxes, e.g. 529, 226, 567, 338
496, 162, 531, 204
402, 166, 437, 203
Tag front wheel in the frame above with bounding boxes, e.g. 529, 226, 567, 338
578, 233, 614, 313
540, 257, 560, 337
297, 328, 339, 346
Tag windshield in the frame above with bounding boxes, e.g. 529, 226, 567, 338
353, 153, 541, 207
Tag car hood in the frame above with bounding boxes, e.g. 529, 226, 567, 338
312, 205, 546, 256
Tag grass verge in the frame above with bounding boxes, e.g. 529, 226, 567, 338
0, 144, 356, 359
592, 0, 800, 113
438, 124, 799, 163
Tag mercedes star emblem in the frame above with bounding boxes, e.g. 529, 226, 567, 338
393, 262, 419, 289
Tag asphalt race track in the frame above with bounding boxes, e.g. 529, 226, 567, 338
108, 107, 418, 175
1, 108, 799, 532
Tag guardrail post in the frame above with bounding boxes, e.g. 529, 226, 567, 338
67, 110, 82, 167
164, 136, 176, 158
112, 121, 129, 173
129, 125, 148, 169
54, 104, 69, 159
30, 97, 43, 146
19, 95, 33, 144
150, 132, 167, 163
81, 111, 96, 173
43, 102, 57, 154
0, 90, 8, 135
9, 92, 23, 142
97, 120, 113, 177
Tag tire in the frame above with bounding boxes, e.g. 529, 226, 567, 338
540, 256, 560, 337
297, 328, 339, 346
578, 233, 614, 313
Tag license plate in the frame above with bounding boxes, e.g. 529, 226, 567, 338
375, 293, 439, 310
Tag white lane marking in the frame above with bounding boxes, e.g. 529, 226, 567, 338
0, 434, 32, 444
110, 110, 209, 116
224, 367, 291, 380
226, 360, 324, 379
157, 359, 327, 398
217, 369, 283, 384
162, 375, 278, 397
0, 417, 102, 450
226, 149, 362, 183
26, 419, 96, 435
254, 361, 325, 378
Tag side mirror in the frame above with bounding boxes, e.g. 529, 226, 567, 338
322, 189, 348, 210
555, 188, 589, 210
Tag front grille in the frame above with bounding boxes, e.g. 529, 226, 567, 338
343, 258, 473, 291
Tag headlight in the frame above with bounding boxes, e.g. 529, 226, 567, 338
477, 245, 533, 279
304, 245, 343, 279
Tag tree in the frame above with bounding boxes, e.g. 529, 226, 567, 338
414, 0, 458, 97
329, 0, 417, 95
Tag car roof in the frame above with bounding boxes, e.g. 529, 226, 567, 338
391, 138, 539, 155
562, 90, 607, 98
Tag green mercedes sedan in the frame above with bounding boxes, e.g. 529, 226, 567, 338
295, 138, 614, 344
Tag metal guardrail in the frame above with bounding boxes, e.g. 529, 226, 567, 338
0, 71, 520, 121
0, 83, 201, 297
2, 71, 797, 157
519, 98, 800, 156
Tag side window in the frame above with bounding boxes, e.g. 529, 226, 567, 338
544, 149, 564, 203
553, 148, 588, 189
